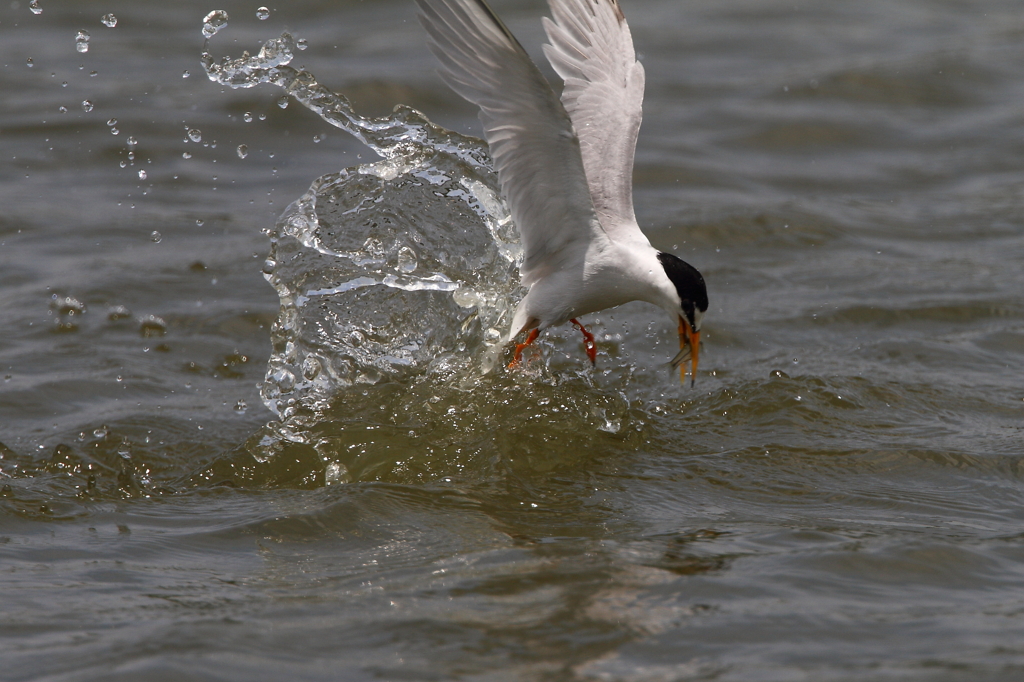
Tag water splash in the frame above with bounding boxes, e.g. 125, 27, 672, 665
203, 26, 521, 404
201, 10, 228, 39
200, 23, 637, 485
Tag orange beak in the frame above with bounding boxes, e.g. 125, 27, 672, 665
671, 316, 700, 387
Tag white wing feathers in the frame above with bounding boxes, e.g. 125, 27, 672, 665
414, 0, 605, 285
542, 0, 647, 244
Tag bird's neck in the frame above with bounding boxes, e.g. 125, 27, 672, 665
587, 242, 680, 317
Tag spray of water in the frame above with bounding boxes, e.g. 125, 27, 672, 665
199, 19, 637, 485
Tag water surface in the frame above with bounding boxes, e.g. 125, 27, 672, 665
2, 0, 1023, 680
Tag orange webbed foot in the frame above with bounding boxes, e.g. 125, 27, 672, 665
507, 328, 541, 369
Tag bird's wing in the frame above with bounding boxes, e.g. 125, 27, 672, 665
542, 0, 648, 244
414, 0, 605, 285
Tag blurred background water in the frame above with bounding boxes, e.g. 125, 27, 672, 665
2, 0, 1024, 680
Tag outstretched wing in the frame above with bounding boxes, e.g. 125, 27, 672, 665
542, 0, 647, 244
414, 0, 605, 285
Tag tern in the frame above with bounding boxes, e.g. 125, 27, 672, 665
415, 0, 708, 384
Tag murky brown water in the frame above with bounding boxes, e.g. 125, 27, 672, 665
2, 0, 1024, 680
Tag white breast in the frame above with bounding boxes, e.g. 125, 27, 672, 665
508, 238, 680, 340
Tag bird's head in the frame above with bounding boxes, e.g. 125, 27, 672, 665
656, 252, 708, 386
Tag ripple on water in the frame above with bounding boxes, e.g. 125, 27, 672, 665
785, 53, 998, 108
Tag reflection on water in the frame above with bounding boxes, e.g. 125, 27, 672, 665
2, 1, 1024, 680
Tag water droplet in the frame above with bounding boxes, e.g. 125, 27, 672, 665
302, 356, 321, 380
51, 295, 86, 315
452, 287, 481, 308
29, 0, 42, 14
107, 118, 117, 126
312, 133, 323, 143
182, 151, 192, 159
81, 100, 93, 112
258, 113, 267, 121
75, 30, 90, 53
196, 219, 204, 226
107, 305, 132, 320
57, 106, 67, 113
202, 10, 229, 39
100, 13, 117, 28
119, 160, 127, 168
325, 462, 349, 486
149, 230, 161, 243
26, 58, 34, 67
61, 81, 67, 87
139, 314, 167, 337
243, 111, 252, 122
271, 368, 295, 392
110, 128, 119, 135
276, 96, 289, 109
187, 128, 202, 143
256, 7, 270, 20
89, 70, 97, 77
296, 38, 308, 50
127, 136, 138, 147
182, 70, 190, 79
233, 144, 248, 159
138, 169, 147, 180
397, 246, 418, 273
93, 428, 108, 439
262, 258, 276, 274
234, 399, 248, 412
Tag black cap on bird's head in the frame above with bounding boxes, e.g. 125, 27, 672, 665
657, 252, 708, 386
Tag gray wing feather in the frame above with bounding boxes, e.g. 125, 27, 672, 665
542, 0, 647, 243
415, 0, 605, 285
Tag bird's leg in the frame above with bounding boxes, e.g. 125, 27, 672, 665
508, 328, 541, 369
570, 318, 597, 366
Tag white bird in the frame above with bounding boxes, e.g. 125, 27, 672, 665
414, 0, 708, 384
